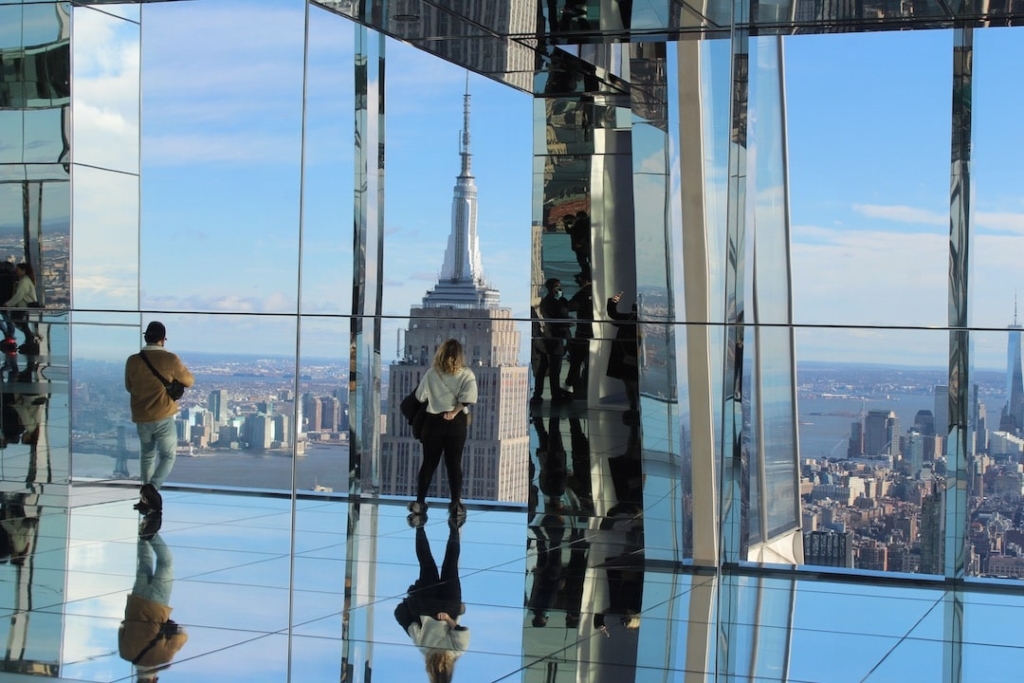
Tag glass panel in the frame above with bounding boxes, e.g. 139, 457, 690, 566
163, 313, 297, 491
797, 327, 955, 576
301, 5, 354, 317
83, 2, 140, 22
750, 36, 799, 542
787, 31, 951, 330
71, 166, 137, 311
139, 0, 304, 313
971, 28, 1024, 334
70, 315, 141, 482
295, 315, 349, 495
71, 5, 139, 174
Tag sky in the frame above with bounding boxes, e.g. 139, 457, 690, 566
67, 1, 1024, 371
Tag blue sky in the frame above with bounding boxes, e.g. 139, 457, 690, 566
69, 1, 1024, 370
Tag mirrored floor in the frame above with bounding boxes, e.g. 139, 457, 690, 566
0, 481, 1020, 682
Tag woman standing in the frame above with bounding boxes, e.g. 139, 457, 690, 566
409, 339, 477, 520
5, 263, 39, 350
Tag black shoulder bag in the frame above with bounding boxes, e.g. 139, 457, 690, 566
139, 351, 186, 401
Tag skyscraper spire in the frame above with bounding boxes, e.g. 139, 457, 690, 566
460, 73, 472, 179
426, 77, 499, 309
423, 76, 499, 307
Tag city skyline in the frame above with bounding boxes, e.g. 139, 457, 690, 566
65, 2, 1024, 368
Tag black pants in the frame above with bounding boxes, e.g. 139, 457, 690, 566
394, 525, 462, 631
417, 412, 468, 503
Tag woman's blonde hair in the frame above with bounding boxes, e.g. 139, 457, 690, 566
433, 339, 465, 375
425, 649, 457, 683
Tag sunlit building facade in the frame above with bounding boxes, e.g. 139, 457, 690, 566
3, 0, 1024, 680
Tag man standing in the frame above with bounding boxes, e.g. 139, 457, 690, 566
535, 278, 573, 404
125, 322, 193, 514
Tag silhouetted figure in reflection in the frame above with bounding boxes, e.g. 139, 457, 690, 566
604, 417, 643, 522
535, 279, 572, 404
125, 321, 194, 515
566, 273, 593, 397
558, 0, 591, 31
530, 306, 549, 410
595, 547, 644, 638
1, 338, 18, 384
568, 212, 591, 280
0, 260, 18, 348
0, 492, 39, 566
528, 512, 565, 627
533, 415, 568, 506
568, 417, 594, 514
5, 263, 40, 354
394, 524, 470, 682
606, 292, 640, 416
119, 528, 187, 681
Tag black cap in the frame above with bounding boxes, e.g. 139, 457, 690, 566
143, 321, 166, 344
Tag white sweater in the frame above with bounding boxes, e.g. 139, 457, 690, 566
415, 367, 477, 414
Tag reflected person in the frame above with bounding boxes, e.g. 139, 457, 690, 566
565, 272, 593, 398
394, 522, 470, 682
0, 492, 39, 566
125, 321, 194, 515
5, 263, 40, 354
534, 279, 572, 404
0, 260, 18, 349
568, 212, 591, 281
606, 292, 639, 416
119, 522, 187, 682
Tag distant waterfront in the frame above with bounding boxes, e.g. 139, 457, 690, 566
74, 443, 351, 493
798, 392, 936, 459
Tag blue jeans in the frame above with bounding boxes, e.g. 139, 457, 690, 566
136, 416, 177, 489
133, 533, 173, 606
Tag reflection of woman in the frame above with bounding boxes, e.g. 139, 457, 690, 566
119, 531, 187, 680
394, 524, 470, 682
5, 263, 39, 350
409, 339, 477, 518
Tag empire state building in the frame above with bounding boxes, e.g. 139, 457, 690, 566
379, 87, 530, 503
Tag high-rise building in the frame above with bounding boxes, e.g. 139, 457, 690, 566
864, 409, 899, 460
906, 428, 924, 479
920, 481, 946, 575
1002, 309, 1024, 434
208, 389, 226, 423
319, 396, 340, 431
379, 88, 529, 503
301, 393, 322, 433
933, 384, 949, 454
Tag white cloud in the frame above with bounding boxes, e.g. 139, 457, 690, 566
72, 8, 141, 174
791, 224, 947, 328
975, 211, 1024, 235
144, 293, 296, 314
851, 203, 947, 225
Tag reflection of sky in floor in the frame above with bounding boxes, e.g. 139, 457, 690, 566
1, 489, 1022, 682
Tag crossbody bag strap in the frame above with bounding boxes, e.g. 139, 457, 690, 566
138, 351, 171, 388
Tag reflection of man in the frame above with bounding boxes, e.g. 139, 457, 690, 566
534, 279, 572, 404
566, 272, 593, 396
125, 322, 193, 514
119, 528, 187, 681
